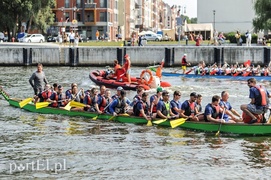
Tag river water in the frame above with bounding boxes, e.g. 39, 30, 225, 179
0, 66, 271, 179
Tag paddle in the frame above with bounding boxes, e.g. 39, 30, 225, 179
146, 120, 152, 126
64, 89, 82, 111
107, 112, 130, 121
146, 112, 154, 127
153, 119, 167, 124
36, 100, 66, 109
70, 101, 86, 108
215, 108, 226, 136
170, 118, 187, 128
19, 97, 33, 108
92, 100, 114, 120
173, 68, 182, 73
108, 116, 115, 121
36, 101, 51, 109
64, 102, 72, 111
233, 72, 240, 77
185, 68, 194, 74
243, 71, 250, 77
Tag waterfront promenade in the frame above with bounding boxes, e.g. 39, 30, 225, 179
0, 42, 269, 67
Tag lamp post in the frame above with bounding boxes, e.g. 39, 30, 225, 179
61, 7, 65, 33
177, 5, 182, 45
213, 10, 216, 31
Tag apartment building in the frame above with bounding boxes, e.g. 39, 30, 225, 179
50, 0, 178, 40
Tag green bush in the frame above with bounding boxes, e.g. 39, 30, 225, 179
225, 32, 258, 43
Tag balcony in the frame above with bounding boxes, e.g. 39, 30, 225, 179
84, 22, 96, 26
85, 3, 96, 9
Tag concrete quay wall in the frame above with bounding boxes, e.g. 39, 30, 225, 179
0, 46, 269, 67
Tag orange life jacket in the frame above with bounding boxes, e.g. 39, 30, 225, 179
254, 85, 268, 106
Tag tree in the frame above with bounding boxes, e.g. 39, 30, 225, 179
0, 0, 55, 39
253, 0, 271, 32
27, 0, 56, 33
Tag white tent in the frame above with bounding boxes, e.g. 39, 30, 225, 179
138, 30, 156, 35
185, 23, 213, 40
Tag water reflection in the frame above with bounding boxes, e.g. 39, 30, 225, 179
242, 137, 271, 168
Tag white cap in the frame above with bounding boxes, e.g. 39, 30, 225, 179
117, 86, 123, 91
184, 54, 187, 56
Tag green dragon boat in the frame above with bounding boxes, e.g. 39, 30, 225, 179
1, 86, 271, 135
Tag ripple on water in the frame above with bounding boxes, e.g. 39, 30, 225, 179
1, 66, 271, 179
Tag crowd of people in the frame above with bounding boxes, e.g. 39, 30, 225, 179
180, 55, 271, 77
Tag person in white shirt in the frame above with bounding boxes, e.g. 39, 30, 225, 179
245, 30, 252, 46
69, 30, 75, 47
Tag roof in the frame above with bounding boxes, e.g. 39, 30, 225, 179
185, 23, 213, 32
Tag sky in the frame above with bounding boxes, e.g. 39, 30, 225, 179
163, 0, 197, 18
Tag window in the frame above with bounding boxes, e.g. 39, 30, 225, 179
100, 0, 105, 8
115, 0, 118, 9
100, 12, 106, 21
65, 0, 69, 8
115, 14, 118, 22
64, 12, 70, 21
87, 12, 94, 22
76, 13, 81, 21
76, 0, 81, 8
107, 12, 110, 22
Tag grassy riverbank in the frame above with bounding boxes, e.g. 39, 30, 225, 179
77, 40, 227, 47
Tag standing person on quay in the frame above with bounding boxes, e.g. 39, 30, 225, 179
95, 30, 99, 42
240, 78, 271, 124
29, 63, 49, 95
122, 54, 131, 84
181, 54, 190, 74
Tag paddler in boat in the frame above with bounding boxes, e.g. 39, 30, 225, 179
194, 60, 205, 75
122, 54, 131, 84
106, 59, 121, 79
130, 86, 144, 107
204, 95, 227, 123
195, 94, 204, 121
34, 84, 52, 104
231, 64, 238, 75
243, 64, 252, 76
156, 90, 177, 119
109, 90, 131, 116
224, 64, 232, 76
179, 92, 199, 121
203, 64, 210, 75
83, 87, 102, 114
100, 89, 112, 113
252, 65, 261, 76
66, 83, 78, 100
68, 84, 84, 103
52, 83, 58, 93
181, 54, 190, 74
220, 62, 230, 75
219, 91, 242, 123
112, 86, 123, 100
261, 65, 269, 76
240, 78, 271, 124
149, 87, 163, 118
133, 92, 151, 121
170, 90, 182, 117
47, 85, 68, 108
236, 64, 244, 76
215, 64, 223, 75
